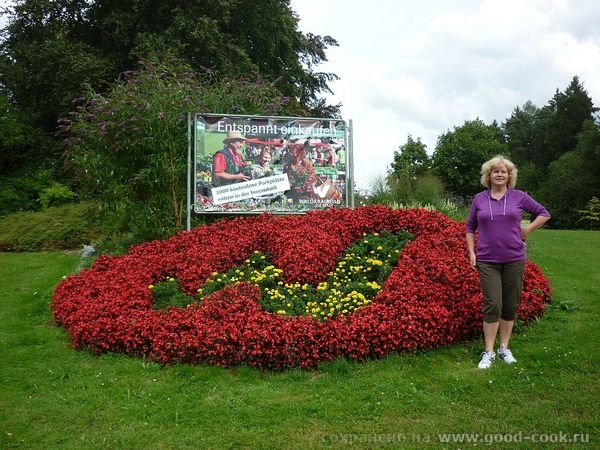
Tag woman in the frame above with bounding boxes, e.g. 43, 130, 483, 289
283, 144, 318, 199
466, 155, 551, 369
249, 147, 273, 179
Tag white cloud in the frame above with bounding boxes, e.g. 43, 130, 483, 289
291, 0, 600, 191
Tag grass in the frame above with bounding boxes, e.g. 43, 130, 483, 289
0, 230, 598, 449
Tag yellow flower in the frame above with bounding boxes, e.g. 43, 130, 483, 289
168, 277, 175, 282
148, 284, 154, 289
276, 310, 286, 315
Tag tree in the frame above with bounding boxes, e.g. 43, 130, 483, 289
503, 101, 543, 193
389, 135, 430, 180
0, 93, 27, 172
387, 135, 431, 203
431, 119, 508, 199
532, 80, 600, 229
0, 0, 340, 134
503, 101, 539, 167
0, 0, 341, 221
575, 118, 600, 172
577, 196, 600, 230
0, 92, 59, 215
0, 0, 115, 131
530, 77, 596, 171
538, 151, 597, 228
63, 58, 289, 242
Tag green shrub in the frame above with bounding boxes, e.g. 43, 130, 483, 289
364, 174, 469, 221
366, 175, 401, 205
0, 203, 101, 251
413, 175, 445, 205
39, 182, 77, 209
0, 169, 55, 216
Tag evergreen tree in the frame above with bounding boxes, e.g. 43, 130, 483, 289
503, 101, 541, 194
531, 77, 596, 171
504, 101, 539, 168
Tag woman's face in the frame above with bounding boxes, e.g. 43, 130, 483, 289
490, 164, 509, 188
259, 151, 271, 166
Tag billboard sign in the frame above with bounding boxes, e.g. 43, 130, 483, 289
192, 113, 349, 213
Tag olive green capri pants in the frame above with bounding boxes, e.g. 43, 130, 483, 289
477, 261, 526, 323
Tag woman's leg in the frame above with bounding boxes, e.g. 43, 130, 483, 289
498, 319, 514, 349
478, 262, 502, 351
499, 261, 525, 348
483, 320, 500, 352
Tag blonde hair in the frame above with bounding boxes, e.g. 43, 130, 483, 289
480, 155, 518, 188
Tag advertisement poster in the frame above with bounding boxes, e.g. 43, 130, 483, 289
193, 114, 348, 213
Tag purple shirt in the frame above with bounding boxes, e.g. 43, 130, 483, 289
466, 188, 550, 263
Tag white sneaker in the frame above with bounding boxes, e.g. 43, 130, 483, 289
477, 350, 496, 369
497, 347, 517, 364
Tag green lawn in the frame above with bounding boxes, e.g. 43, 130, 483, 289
0, 230, 598, 449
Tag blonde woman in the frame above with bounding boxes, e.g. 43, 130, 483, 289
466, 156, 551, 369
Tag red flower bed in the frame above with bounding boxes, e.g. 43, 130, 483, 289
51, 206, 551, 369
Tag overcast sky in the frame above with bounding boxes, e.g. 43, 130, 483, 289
290, 0, 600, 191
2, 1, 600, 191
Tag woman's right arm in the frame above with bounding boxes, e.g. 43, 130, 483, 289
465, 196, 479, 269
466, 233, 477, 268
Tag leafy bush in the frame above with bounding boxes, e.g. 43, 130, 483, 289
364, 174, 468, 221
0, 203, 101, 251
39, 182, 77, 208
0, 169, 55, 216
